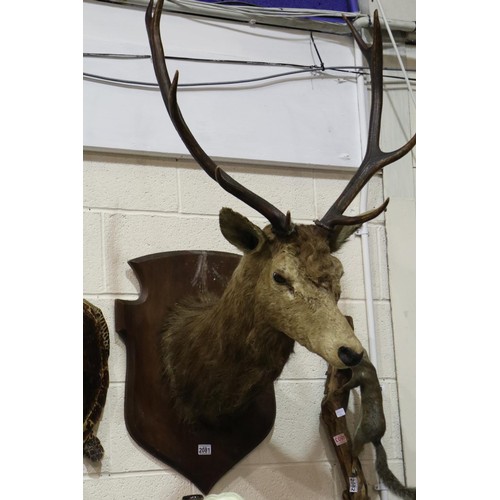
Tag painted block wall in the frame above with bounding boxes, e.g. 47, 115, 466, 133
83, 150, 408, 499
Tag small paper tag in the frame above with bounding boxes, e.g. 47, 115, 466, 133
335, 407, 346, 417
333, 433, 347, 446
197, 444, 212, 455
349, 477, 358, 492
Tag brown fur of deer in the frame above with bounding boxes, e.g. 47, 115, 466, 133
161, 209, 363, 425
146, 0, 416, 427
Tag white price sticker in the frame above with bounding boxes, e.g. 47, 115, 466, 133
349, 477, 358, 492
335, 407, 346, 417
197, 444, 212, 455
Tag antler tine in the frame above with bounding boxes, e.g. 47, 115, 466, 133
316, 11, 416, 228
145, 0, 294, 235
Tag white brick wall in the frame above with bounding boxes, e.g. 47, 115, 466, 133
83, 150, 407, 499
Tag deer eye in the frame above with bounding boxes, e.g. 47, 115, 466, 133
273, 272, 288, 285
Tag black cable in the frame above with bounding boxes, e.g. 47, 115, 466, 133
83, 52, 415, 88
309, 32, 325, 71
83, 67, 414, 89
84, 52, 319, 70
84, 53, 151, 60
83, 52, 415, 74
84, 66, 334, 88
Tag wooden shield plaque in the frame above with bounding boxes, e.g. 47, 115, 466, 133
115, 251, 277, 494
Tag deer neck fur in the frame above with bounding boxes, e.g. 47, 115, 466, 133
212, 253, 296, 362
160, 252, 294, 426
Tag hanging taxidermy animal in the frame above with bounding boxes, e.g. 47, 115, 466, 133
336, 352, 416, 499
83, 299, 110, 462
145, 0, 415, 427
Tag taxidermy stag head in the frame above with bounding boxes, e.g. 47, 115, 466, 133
146, 0, 415, 426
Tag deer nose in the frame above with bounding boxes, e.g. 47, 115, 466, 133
338, 346, 363, 367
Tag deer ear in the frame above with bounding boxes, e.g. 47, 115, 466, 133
327, 225, 360, 252
219, 208, 267, 254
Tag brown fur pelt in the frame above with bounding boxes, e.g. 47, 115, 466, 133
83, 299, 110, 461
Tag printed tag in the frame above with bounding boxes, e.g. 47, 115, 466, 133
349, 477, 358, 492
335, 407, 346, 417
197, 444, 212, 455
333, 433, 348, 446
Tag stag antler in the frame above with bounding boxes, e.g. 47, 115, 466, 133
146, 1, 415, 236
145, 0, 294, 235
315, 11, 416, 230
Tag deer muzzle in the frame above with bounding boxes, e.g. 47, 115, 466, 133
299, 319, 363, 369
338, 346, 364, 367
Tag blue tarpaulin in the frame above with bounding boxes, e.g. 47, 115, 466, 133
195, 0, 360, 23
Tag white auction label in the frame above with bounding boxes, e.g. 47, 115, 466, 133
198, 444, 212, 455
349, 477, 358, 492
335, 407, 346, 417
